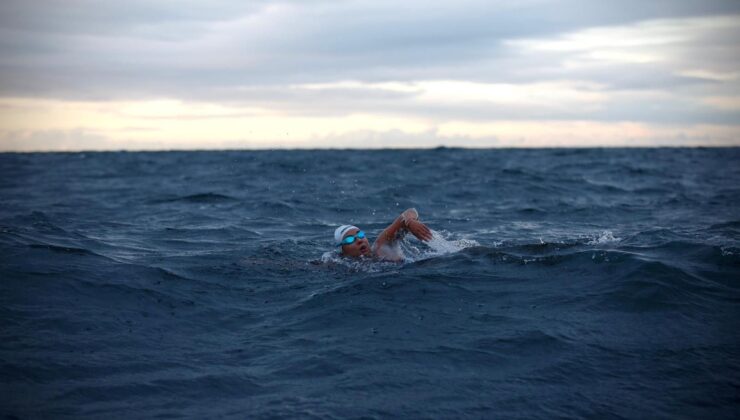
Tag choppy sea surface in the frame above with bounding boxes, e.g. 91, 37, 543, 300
1, 148, 739, 418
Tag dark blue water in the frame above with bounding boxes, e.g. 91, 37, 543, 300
1, 148, 739, 418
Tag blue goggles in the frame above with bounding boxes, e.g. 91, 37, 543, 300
337, 231, 365, 247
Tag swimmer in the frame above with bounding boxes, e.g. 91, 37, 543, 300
334, 208, 433, 262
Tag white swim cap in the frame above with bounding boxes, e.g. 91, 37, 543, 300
334, 225, 358, 244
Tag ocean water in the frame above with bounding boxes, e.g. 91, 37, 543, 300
1, 148, 739, 418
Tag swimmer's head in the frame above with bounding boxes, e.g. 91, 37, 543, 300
334, 225, 372, 258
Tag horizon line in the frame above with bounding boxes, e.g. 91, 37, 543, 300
2, 144, 739, 154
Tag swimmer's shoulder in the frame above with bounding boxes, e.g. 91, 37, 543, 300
372, 244, 404, 263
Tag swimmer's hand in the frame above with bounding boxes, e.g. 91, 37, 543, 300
374, 208, 433, 254
402, 208, 433, 242
406, 219, 433, 242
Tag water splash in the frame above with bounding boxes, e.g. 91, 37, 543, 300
587, 230, 621, 245
401, 229, 479, 262
720, 246, 737, 256
319, 250, 398, 272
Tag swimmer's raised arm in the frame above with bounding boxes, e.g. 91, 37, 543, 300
373, 208, 433, 253
372, 213, 404, 253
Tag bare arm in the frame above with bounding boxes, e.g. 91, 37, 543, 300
372, 208, 433, 254
372, 214, 405, 253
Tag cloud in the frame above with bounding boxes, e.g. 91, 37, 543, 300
2, 1, 739, 96
0, 0, 739, 150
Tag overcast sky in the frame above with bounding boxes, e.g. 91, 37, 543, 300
1, 0, 739, 150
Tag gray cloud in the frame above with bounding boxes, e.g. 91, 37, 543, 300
0, 0, 739, 127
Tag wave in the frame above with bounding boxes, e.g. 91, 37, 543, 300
150, 193, 237, 204
708, 220, 740, 231
301, 234, 739, 317
4, 149, 740, 418
27, 243, 102, 257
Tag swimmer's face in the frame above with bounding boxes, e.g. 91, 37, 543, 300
340, 228, 372, 258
